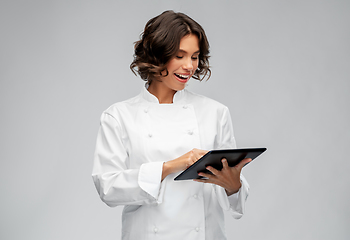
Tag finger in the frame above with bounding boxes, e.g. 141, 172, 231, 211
205, 166, 220, 176
235, 158, 252, 170
193, 178, 205, 183
193, 177, 215, 184
192, 151, 201, 162
197, 171, 214, 179
195, 149, 208, 159
221, 158, 229, 169
193, 148, 208, 156
199, 149, 209, 156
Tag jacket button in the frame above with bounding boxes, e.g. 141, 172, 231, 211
193, 194, 198, 199
183, 105, 188, 109
154, 227, 158, 233
195, 227, 200, 232
148, 133, 153, 138
144, 109, 148, 113
188, 130, 193, 135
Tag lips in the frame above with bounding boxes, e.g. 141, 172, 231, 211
174, 73, 190, 83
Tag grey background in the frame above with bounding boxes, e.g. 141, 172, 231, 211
1, 0, 349, 239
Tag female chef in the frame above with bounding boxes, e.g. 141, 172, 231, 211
92, 10, 251, 240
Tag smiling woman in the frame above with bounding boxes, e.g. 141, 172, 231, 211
130, 10, 211, 83
148, 34, 200, 103
92, 10, 250, 240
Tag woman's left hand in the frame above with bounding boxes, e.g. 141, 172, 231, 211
194, 158, 251, 196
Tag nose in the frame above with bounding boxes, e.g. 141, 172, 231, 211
183, 57, 194, 71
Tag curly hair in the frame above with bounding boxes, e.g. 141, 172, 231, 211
130, 10, 211, 82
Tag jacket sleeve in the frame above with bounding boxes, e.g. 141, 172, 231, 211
213, 106, 250, 218
92, 112, 166, 207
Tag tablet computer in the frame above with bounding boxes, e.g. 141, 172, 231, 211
174, 148, 267, 181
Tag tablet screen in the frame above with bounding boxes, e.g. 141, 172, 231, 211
174, 148, 267, 181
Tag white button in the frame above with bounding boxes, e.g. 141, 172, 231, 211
193, 194, 198, 199
195, 227, 200, 232
144, 109, 148, 113
154, 227, 158, 233
183, 105, 188, 109
188, 130, 193, 135
148, 133, 153, 138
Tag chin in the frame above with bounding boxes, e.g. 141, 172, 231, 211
174, 83, 187, 91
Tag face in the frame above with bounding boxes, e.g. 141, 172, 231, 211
157, 34, 200, 92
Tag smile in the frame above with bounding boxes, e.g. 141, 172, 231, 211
174, 73, 190, 83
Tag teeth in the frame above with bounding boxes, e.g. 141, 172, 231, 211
175, 73, 190, 79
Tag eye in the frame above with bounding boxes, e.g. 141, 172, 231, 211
176, 56, 183, 59
192, 54, 199, 60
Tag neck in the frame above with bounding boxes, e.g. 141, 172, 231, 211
147, 81, 176, 104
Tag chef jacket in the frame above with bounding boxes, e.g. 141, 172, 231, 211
92, 85, 249, 240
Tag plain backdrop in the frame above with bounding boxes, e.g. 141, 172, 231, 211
1, 0, 349, 239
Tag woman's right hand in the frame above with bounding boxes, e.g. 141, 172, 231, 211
162, 148, 208, 181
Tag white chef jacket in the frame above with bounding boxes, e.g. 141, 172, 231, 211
92, 85, 249, 240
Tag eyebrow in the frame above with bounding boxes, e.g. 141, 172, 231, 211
178, 49, 200, 54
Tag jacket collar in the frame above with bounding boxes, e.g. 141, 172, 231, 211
141, 83, 187, 104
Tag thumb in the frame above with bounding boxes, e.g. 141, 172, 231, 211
236, 158, 252, 170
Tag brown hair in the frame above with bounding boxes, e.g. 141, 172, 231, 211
130, 10, 211, 82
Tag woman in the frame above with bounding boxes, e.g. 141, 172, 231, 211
92, 10, 251, 240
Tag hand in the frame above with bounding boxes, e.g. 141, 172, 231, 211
162, 148, 208, 180
194, 158, 252, 196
